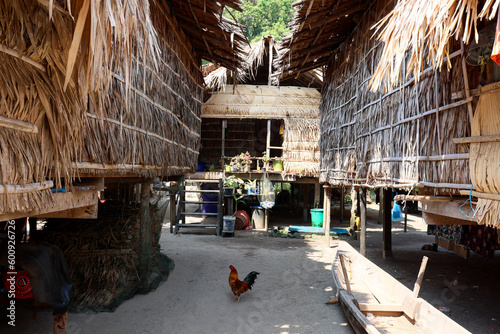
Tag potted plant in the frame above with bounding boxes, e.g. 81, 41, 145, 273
230, 154, 243, 172
242, 151, 252, 172
224, 175, 243, 196
244, 179, 257, 194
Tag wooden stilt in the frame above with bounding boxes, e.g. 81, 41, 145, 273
324, 187, 332, 247
404, 204, 408, 233
291, 183, 295, 209
264, 209, 269, 231
382, 188, 392, 258
360, 187, 367, 256
340, 186, 345, 224
29, 217, 37, 240
314, 182, 321, 207
139, 179, 152, 290
169, 192, 176, 234
303, 184, 310, 223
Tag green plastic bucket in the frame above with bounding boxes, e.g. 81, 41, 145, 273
310, 209, 324, 227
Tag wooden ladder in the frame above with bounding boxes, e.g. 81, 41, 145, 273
174, 178, 224, 235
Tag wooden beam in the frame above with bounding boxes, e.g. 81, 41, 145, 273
360, 187, 367, 257
422, 212, 477, 225
381, 188, 392, 258
453, 134, 500, 144
421, 201, 476, 222
394, 195, 464, 202
314, 183, 321, 207
324, 187, 331, 247
459, 189, 500, 201
0, 191, 98, 221
139, 179, 153, 291
35, 204, 98, 219
358, 304, 403, 313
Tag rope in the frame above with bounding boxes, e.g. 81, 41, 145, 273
459, 186, 477, 219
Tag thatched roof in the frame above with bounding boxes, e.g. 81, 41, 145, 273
202, 85, 321, 119
162, 0, 247, 71
370, 0, 500, 91
276, 0, 370, 80
203, 36, 323, 91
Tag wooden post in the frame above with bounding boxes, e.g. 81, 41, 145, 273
264, 209, 269, 231
222, 120, 226, 159
266, 119, 271, 163
169, 192, 176, 234
139, 179, 152, 290
381, 188, 392, 258
268, 38, 273, 86
303, 184, 310, 223
340, 186, 345, 224
404, 204, 408, 233
290, 183, 295, 209
29, 217, 37, 240
413, 256, 429, 298
314, 182, 321, 207
324, 187, 332, 247
360, 187, 367, 257
297, 184, 302, 214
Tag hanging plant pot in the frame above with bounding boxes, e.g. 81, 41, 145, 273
224, 165, 231, 173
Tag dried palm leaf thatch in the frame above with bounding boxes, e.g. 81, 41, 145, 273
469, 85, 500, 227
38, 197, 170, 311
282, 118, 320, 177
370, 0, 500, 91
320, 0, 471, 192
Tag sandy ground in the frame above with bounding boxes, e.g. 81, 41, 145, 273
1, 200, 499, 333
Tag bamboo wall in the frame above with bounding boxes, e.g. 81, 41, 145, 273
0, 1, 202, 214
319, 0, 472, 193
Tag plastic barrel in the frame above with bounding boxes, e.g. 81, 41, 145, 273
251, 206, 265, 229
310, 208, 324, 227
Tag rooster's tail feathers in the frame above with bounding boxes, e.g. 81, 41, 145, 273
244, 271, 260, 290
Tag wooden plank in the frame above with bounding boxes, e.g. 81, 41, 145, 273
0, 191, 98, 221
339, 254, 352, 295
358, 303, 403, 312
422, 212, 477, 225
421, 201, 476, 222
0, 181, 53, 194
35, 204, 98, 219
338, 290, 380, 334
413, 256, 428, 298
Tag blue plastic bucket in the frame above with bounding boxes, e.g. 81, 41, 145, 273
310, 209, 324, 227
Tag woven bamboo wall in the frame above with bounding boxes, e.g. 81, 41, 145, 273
282, 118, 320, 177
319, 0, 472, 193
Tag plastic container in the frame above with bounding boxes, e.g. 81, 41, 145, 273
251, 206, 265, 229
310, 208, 324, 227
223, 215, 236, 235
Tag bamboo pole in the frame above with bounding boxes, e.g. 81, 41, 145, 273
0, 43, 46, 72
394, 195, 464, 202
0, 181, 53, 194
73, 162, 190, 171
0, 115, 38, 134
459, 190, 500, 201
453, 135, 500, 144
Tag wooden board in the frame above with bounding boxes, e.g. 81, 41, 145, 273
0, 191, 98, 221
421, 201, 477, 222
434, 236, 470, 259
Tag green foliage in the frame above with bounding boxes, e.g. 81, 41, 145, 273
227, 0, 294, 43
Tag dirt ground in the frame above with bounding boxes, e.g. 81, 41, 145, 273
1, 200, 499, 333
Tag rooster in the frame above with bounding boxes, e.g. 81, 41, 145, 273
228, 265, 259, 302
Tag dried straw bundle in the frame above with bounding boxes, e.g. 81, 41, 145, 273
370, 0, 500, 91
39, 198, 169, 310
